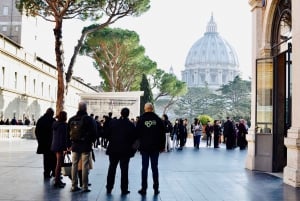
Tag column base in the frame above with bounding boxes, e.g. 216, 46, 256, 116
283, 127, 300, 187
283, 166, 300, 187
245, 131, 256, 170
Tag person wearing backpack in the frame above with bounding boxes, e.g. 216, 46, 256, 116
67, 102, 97, 193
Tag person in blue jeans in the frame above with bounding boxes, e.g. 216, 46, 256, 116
136, 103, 165, 195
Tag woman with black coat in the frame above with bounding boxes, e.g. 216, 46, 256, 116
51, 111, 70, 188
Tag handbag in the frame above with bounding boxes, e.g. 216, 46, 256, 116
61, 153, 72, 176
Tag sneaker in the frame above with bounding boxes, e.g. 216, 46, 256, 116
154, 189, 160, 195
70, 186, 81, 192
138, 189, 146, 195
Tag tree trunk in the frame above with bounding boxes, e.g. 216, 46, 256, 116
53, 20, 65, 115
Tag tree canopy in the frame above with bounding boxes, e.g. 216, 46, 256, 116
174, 76, 251, 122
17, 0, 151, 114
80, 27, 156, 92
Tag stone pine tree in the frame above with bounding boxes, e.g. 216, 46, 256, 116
80, 27, 156, 92
140, 74, 153, 115
17, 0, 150, 115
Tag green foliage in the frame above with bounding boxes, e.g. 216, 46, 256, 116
173, 86, 216, 121
217, 76, 251, 121
152, 71, 187, 101
197, 115, 214, 125
17, 0, 150, 21
140, 74, 153, 115
174, 76, 251, 122
149, 69, 187, 114
81, 27, 156, 92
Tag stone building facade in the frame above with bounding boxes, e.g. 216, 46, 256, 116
0, 33, 98, 122
246, 0, 300, 187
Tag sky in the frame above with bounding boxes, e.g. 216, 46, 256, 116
111, 0, 252, 81
29, 0, 252, 86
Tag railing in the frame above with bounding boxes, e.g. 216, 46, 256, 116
0, 126, 36, 139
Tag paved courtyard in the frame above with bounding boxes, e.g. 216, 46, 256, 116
0, 139, 299, 201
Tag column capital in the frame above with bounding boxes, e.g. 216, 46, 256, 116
248, 0, 262, 10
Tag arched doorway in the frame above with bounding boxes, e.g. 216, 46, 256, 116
271, 0, 291, 172
254, 0, 291, 172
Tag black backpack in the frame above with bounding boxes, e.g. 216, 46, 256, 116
69, 115, 86, 141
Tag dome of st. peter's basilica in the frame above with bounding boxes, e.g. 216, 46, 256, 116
182, 15, 240, 90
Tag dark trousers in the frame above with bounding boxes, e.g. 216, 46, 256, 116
179, 135, 185, 148
206, 134, 212, 146
106, 155, 130, 192
193, 135, 201, 148
226, 134, 235, 149
43, 151, 56, 177
214, 135, 219, 148
141, 152, 159, 190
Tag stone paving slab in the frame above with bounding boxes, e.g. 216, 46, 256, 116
0, 139, 299, 201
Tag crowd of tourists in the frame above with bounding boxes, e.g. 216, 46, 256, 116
162, 116, 248, 151
0, 116, 33, 125
35, 102, 165, 196
34, 101, 248, 196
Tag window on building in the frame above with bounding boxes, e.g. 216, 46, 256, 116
2, 26, 7, 32
3, 6, 9, 16
15, 26, 19, 32
14, 72, 17, 89
256, 58, 273, 134
24, 76, 27, 92
48, 85, 51, 98
41, 82, 44, 96
33, 79, 36, 94
1, 67, 4, 87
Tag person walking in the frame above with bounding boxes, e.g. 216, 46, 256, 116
192, 118, 202, 149
51, 111, 70, 188
162, 114, 173, 152
213, 120, 222, 148
178, 119, 187, 150
136, 103, 165, 195
205, 121, 213, 147
223, 117, 236, 149
237, 119, 248, 150
35, 108, 56, 179
68, 102, 97, 193
105, 108, 137, 195
171, 119, 179, 150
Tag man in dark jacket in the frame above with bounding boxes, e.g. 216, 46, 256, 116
136, 103, 165, 195
105, 108, 137, 195
35, 108, 56, 179
223, 117, 235, 149
68, 102, 97, 193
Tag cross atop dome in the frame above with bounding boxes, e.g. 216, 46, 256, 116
206, 13, 218, 33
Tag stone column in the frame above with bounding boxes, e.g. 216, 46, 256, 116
245, 0, 263, 170
283, 0, 300, 188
